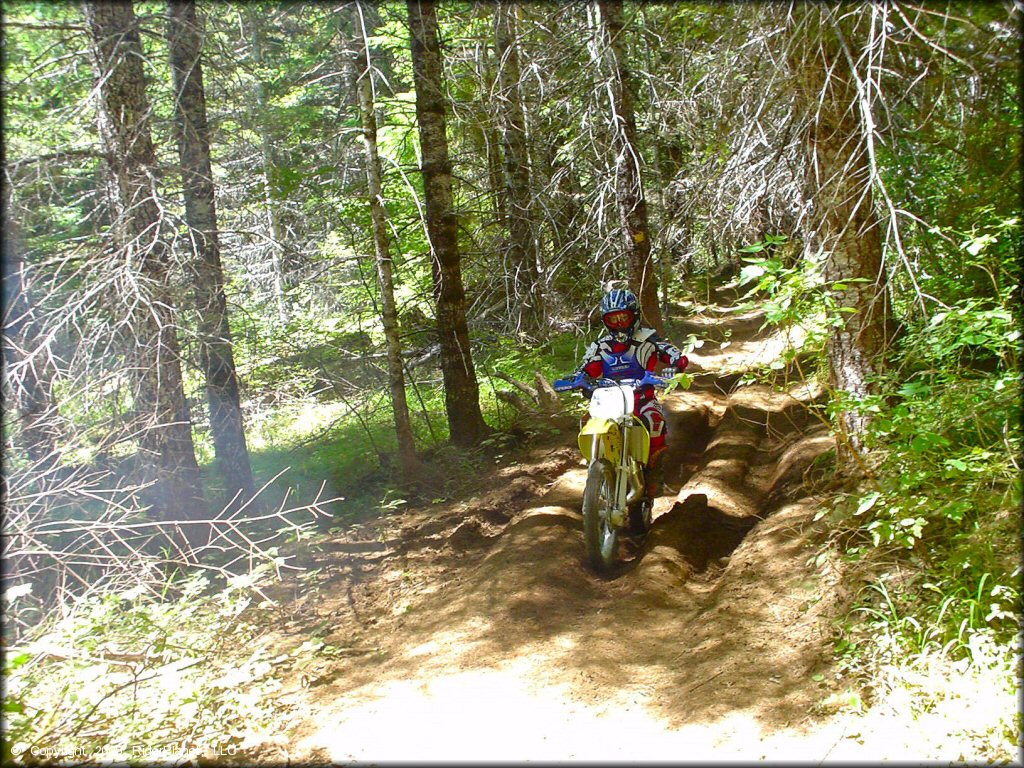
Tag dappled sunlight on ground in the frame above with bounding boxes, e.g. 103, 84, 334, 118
687, 321, 810, 379
249, 298, 1016, 764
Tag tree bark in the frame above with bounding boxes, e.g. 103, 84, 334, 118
168, 0, 256, 509
485, 126, 506, 229
494, 1, 543, 335
84, 1, 205, 520
407, 0, 489, 447
354, 1, 422, 478
791, 9, 893, 465
597, 0, 663, 334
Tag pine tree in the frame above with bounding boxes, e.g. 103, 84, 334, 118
407, 0, 489, 447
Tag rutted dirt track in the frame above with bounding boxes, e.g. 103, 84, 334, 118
249, 298, 894, 762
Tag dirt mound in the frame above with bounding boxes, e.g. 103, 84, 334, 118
674, 305, 769, 342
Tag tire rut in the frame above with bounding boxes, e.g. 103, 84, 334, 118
632, 372, 829, 587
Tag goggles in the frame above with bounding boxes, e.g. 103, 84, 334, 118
603, 310, 635, 330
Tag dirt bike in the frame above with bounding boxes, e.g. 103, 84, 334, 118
553, 370, 670, 572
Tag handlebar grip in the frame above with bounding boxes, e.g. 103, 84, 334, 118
642, 372, 670, 388
553, 377, 578, 392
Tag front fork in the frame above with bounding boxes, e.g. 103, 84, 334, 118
592, 423, 642, 528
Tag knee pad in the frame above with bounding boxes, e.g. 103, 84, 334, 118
640, 403, 666, 440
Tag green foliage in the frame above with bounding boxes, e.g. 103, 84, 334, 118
247, 392, 445, 510
811, 216, 1022, 738
826, 368, 1019, 556
832, 216, 1021, 553
3, 5, 91, 153
738, 236, 826, 328
234, 325, 590, 527
735, 237, 836, 381
480, 331, 582, 424
832, 567, 1021, 762
840, 572, 1020, 663
923, 299, 1018, 369
663, 371, 694, 396
485, 331, 581, 383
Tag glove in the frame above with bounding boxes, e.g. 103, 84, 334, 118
669, 355, 689, 374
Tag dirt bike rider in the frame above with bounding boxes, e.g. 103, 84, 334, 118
573, 287, 688, 520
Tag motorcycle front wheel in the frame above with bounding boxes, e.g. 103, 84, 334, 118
582, 458, 618, 572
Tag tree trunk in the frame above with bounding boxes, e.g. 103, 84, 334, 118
597, 0, 663, 334
168, 0, 256, 510
407, 0, 489, 447
354, 1, 422, 478
494, 1, 543, 335
2, 183, 61, 468
84, 1, 205, 521
485, 126, 506, 229
791, 8, 893, 465
638, 6, 672, 322
474, 29, 507, 232
249, 13, 289, 325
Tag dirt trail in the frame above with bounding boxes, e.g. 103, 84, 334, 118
244, 297, 939, 762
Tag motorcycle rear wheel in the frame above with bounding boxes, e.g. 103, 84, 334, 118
582, 458, 618, 572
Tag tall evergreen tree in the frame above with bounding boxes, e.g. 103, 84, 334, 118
84, 0, 205, 521
789, 7, 894, 465
494, 1, 543, 335
597, 0, 663, 334
354, 1, 422, 477
407, 0, 489, 447
247, 6, 290, 325
167, 0, 256, 509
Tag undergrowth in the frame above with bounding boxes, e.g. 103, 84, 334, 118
739, 221, 1022, 760
234, 326, 582, 521
3, 570, 300, 764
820, 357, 1022, 761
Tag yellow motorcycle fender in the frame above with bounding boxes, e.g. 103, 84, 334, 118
579, 418, 620, 464
627, 419, 652, 466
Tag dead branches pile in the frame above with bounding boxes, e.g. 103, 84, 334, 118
2, 461, 333, 643
493, 371, 561, 415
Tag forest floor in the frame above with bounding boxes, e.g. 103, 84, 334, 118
238, 291, 1014, 764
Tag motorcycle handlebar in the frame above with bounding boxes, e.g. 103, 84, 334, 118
552, 371, 670, 393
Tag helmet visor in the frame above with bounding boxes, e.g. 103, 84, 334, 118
603, 309, 635, 330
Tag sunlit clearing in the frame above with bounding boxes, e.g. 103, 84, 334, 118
298, 659, 932, 762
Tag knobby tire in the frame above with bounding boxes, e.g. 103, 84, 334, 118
582, 458, 617, 572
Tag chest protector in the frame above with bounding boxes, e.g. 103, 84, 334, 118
592, 327, 659, 379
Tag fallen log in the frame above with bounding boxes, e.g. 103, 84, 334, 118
493, 371, 561, 415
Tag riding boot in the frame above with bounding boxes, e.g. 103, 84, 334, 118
630, 460, 661, 536
643, 456, 664, 500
